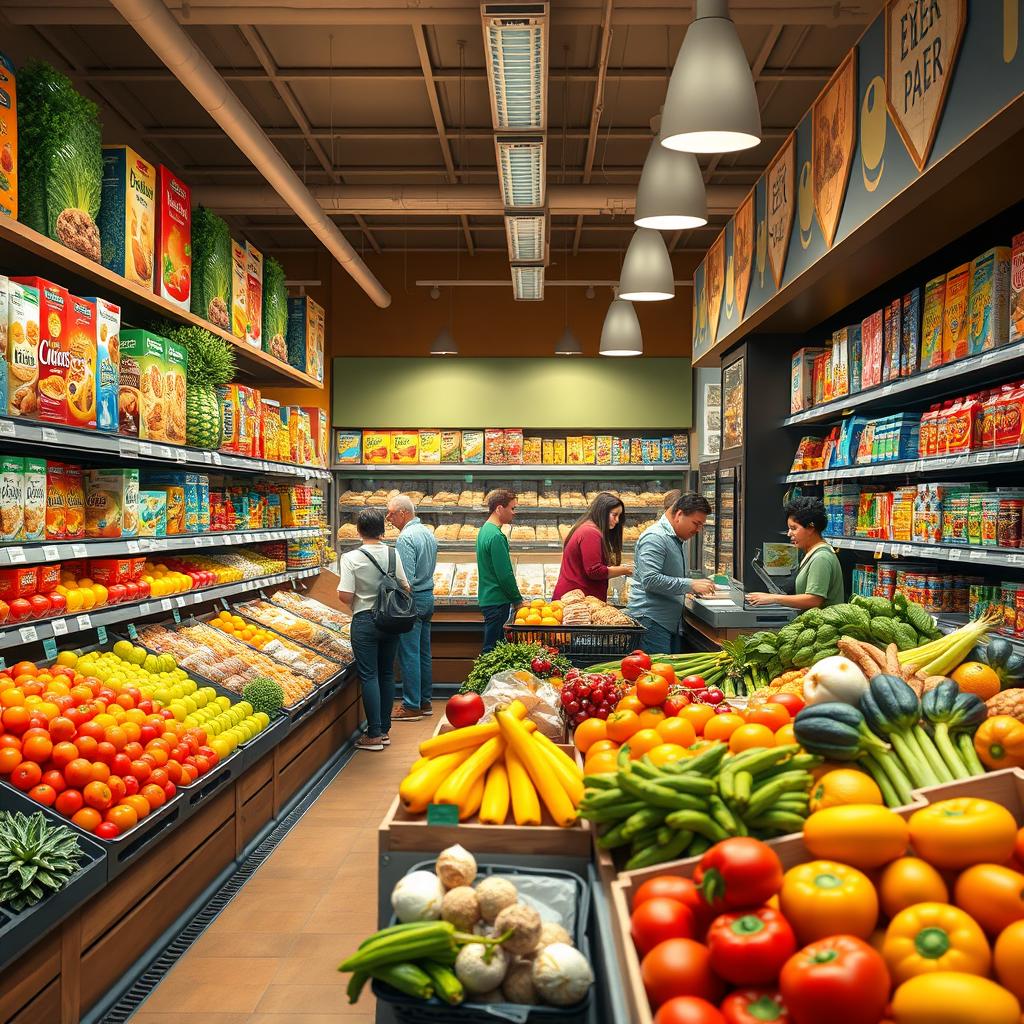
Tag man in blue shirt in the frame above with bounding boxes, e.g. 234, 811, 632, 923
387, 495, 439, 721
627, 492, 715, 655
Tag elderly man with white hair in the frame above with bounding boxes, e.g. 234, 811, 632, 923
386, 493, 439, 721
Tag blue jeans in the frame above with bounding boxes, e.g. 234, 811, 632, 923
638, 617, 684, 656
351, 611, 400, 736
481, 604, 511, 653
398, 592, 434, 710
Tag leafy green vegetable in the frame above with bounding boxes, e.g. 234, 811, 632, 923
190, 206, 231, 329
459, 642, 572, 694
262, 257, 289, 361
0, 811, 83, 912
153, 321, 235, 388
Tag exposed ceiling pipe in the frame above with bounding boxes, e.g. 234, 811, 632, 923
108, 0, 391, 308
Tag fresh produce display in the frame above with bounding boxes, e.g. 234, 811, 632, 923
459, 641, 573, 695
270, 590, 352, 634
588, 647, 753, 698
190, 205, 232, 330
207, 611, 340, 682
444, 692, 485, 729
233, 599, 353, 662
340, 845, 594, 1010
0, 810, 83, 912
398, 700, 583, 827
241, 677, 285, 719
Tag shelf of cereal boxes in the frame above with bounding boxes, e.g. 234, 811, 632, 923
824, 535, 1024, 570
0, 567, 322, 653
0, 416, 331, 480
334, 463, 684, 475
783, 445, 1024, 484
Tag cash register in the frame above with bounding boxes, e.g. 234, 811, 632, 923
684, 551, 799, 630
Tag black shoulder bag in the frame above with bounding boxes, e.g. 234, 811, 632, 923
361, 547, 417, 634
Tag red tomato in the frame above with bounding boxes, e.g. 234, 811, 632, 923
779, 935, 890, 1024
48, 716, 76, 742
650, 663, 678, 686
706, 908, 797, 986
123, 775, 140, 796
663, 693, 691, 716
28, 783, 57, 806
681, 675, 706, 690
636, 673, 670, 708
55, 788, 84, 817
63, 758, 94, 788
720, 989, 791, 1024
95, 741, 117, 765
162, 781, 176, 800
621, 653, 653, 682
444, 692, 485, 729
631, 898, 696, 957
654, 997, 726, 1024
41, 769, 66, 792
94, 822, 121, 840
10, 761, 42, 790
641, 938, 723, 1009
111, 753, 133, 777
693, 838, 784, 912
746, 703, 791, 732
768, 693, 805, 717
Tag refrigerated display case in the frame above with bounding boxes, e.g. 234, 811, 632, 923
698, 461, 718, 577
717, 464, 741, 580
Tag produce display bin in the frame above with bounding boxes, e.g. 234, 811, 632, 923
0, 786, 107, 974
504, 613, 644, 659
240, 713, 290, 771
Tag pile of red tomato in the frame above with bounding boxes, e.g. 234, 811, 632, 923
0, 660, 220, 839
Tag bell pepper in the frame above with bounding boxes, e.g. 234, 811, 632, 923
720, 988, 791, 1023
974, 715, 1024, 770
621, 650, 651, 681
881, 901, 991, 984
890, 973, 1021, 1024
907, 797, 1018, 870
779, 860, 879, 944
707, 907, 798, 986
694, 837, 785, 912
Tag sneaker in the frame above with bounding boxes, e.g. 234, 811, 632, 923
392, 704, 423, 722
420, 702, 434, 716
381, 734, 391, 746
355, 735, 384, 751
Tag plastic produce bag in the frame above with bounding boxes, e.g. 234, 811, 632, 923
481, 670, 564, 740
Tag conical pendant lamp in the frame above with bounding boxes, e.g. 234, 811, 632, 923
599, 296, 643, 356
431, 326, 458, 356
619, 228, 674, 302
635, 141, 707, 230
555, 326, 582, 356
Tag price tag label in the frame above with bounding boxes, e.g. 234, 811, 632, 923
158, 446, 173, 461
161, 599, 172, 612
19, 624, 38, 643
126, 540, 140, 553
175, 596, 185, 608
174, 448, 187, 464
51, 618, 68, 636
119, 438, 139, 457
976, 452, 991, 465
464, 473, 474, 484
42, 428, 58, 444
244, 533, 254, 544
127, 623, 138, 639
213, 453, 222, 465
6, 547, 25, 564
948, 549, 963, 561
139, 603, 151, 617
172, 608, 181, 623
203, 451, 213, 464
1008, 553, 1024, 565
0, 420, 14, 438
874, 544, 885, 559
72, 544, 88, 559
139, 442, 153, 457
426, 803, 459, 826
43, 637, 58, 660
76, 614, 91, 631
43, 545, 60, 562
97, 625, 107, 644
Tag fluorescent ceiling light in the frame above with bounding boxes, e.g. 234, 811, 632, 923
512, 265, 544, 300
661, 0, 761, 154
431, 326, 458, 355
482, 3, 548, 131
635, 142, 708, 230
555, 326, 582, 356
505, 214, 547, 263
600, 298, 643, 356
619, 228, 675, 302
496, 135, 546, 208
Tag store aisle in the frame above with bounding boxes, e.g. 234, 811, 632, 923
127, 715, 437, 1023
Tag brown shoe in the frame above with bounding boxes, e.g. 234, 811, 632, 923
392, 704, 423, 722
420, 702, 434, 716
355, 735, 384, 751
381, 734, 391, 746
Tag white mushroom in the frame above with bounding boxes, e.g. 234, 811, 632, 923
436, 843, 477, 889
493, 903, 543, 956
390, 870, 445, 923
536, 922, 573, 950
455, 943, 509, 994
476, 876, 518, 923
531, 943, 594, 1006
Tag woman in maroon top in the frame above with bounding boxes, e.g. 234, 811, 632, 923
552, 492, 633, 601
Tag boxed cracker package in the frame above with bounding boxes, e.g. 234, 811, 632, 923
942, 263, 970, 364
523, 436, 542, 464
0, 456, 24, 542
296, 406, 328, 467
391, 430, 419, 464
163, 335, 187, 446
286, 294, 324, 381
920, 274, 946, 370
138, 490, 167, 537
11, 277, 69, 424
0, 276, 7, 416
244, 242, 263, 350
119, 329, 165, 440
504, 429, 523, 464
63, 466, 85, 539
362, 430, 390, 464
23, 457, 45, 542
99, 146, 156, 290
6, 279, 39, 419
968, 246, 1011, 355
419, 430, 441, 464
45, 461, 65, 540
596, 436, 613, 465
552, 438, 567, 465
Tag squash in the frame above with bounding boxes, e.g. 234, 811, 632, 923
802, 804, 910, 869
399, 748, 475, 814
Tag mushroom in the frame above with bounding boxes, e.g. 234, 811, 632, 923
476, 876, 518, 924
536, 922, 573, 951
436, 844, 477, 890
532, 943, 594, 1006
441, 886, 481, 932
455, 943, 509, 994
493, 903, 543, 956
502, 959, 539, 1004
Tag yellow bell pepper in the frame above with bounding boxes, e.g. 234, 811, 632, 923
891, 972, 1021, 1024
974, 715, 1024, 770
779, 860, 878, 944
881, 902, 991, 985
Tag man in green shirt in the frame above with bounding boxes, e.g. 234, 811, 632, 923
477, 488, 522, 652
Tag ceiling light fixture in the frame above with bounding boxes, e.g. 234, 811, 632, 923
505, 214, 547, 263
430, 326, 458, 356
661, 0, 761, 154
600, 296, 643, 357
511, 265, 544, 300
496, 135, 546, 207
634, 141, 708, 230
482, 3, 548, 131
555, 326, 582, 355
618, 228, 675, 302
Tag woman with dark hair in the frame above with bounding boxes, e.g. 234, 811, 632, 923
747, 496, 845, 609
552, 491, 634, 601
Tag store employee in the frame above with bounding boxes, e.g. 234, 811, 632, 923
747, 497, 845, 609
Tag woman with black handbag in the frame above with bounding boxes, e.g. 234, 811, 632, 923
337, 509, 413, 751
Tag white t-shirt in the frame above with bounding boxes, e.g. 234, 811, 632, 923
338, 542, 409, 615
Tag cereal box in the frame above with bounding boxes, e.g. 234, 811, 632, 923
901, 288, 921, 377
392, 431, 419, 464
45, 461, 65, 540
566, 437, 584, 465
920, 274, 946, 369
582, 436, 596, 464
597, 436, 613, 466
614, 437, 630, 464
968, 246, 1011, 355
504, 429, 523, 464
0, 456, 24, 542
1011, 232, 1024, 344
630, 438, 643, 464
674, 433, 690, 464
335, 430, 361, 464
138, 490, 167, 537
99, 146, 156, 290
161, 485, 185, 534
86, 297, 120, 432
153, 165, 191, 310
0, 275, 7, 416
523, 436, 542, 464
198, 476, 210, 531
541, 438, 555, 464
462, 430, 484, 464
883, 299, 901, 382
163, 335, 187, 446
0, 54, 16, 218
11, 277, 68, 424
63, 296, 97, 430
830, 333, 851, 399
230, 239, 247, 340
942, 263, 970, 363
363, 430, 391, 464
245, 242, 263, 349
642, 439, 662, 464
860, 310, 883, 390
441, 430, 461, 463
661, 437, 675, 463
23, 457, 45, 542
63, 465, 84, 540
552, 438, 566, 465
484, 428, 505, 464
119, 329, 166, 440
85, 468, 138, 538
6, 279, 38, 417
419, 430, 441, 464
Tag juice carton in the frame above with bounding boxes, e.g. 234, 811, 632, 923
23, 457, 45, 542
85, 297, 121, 432
11, 277, 68, 424
462, 430, 484, 464
485, 428, 505, 464
920, 274, 946, 369
942, 263, 970, 363
392, 430, 419, 464
860, 309, 883, 389
85, 468, 139, 538
153, 165, 191, 310
968, 246, 1011, 355
45, 461, 65, 540
505, 429, 524, 464
883, 299, 901, 381
119, 329, 166, 440
419, 430, 441, 464
138, 490, 167, 537
0, 456, 24, 542
0, 54, 17, 218
64, 296, 97, 430
5, 279, 38, 418
362, 430, 391, 464
163, 335, 187, 445
440, 430, 461, 463
901, 287, 921, 377
244, 242, 263, 349
230, 239, 247, 340
1011, 233, 1024, 344
334, 430, 361, 464
99, 146, 156, 290
523, 436, 542, 464
0, 276, 7, 415
63, 465, 84, 540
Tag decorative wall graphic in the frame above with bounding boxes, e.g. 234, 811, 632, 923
725, 253, 735, 319
766, 133, 796, 288
706, 231, 726, 345
703, 382, 721, 458
722, 357, 744, 452
733, 190, 754, 318
861, 74, 887, 191
813, 50, 857, 247
798, 161, 815, 250
1006, 0, 1019, 62
885, 0, 966, 172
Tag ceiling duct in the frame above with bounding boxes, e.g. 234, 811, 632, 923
511, 265, 545, 300
482, 2, 549, 130
505, 214, 547, 262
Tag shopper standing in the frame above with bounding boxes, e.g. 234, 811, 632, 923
552, 491, 633, 601
476, 488, 522, 653
337, 508, 410, 751
387, 494, 439, 721
627, 493, 715, 655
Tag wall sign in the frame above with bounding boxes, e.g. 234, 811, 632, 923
706, 231, 726, 346
766, 133, 796, 288
813, 50, 857, 247
733, 190, 754, 319
885, 0, 966, 171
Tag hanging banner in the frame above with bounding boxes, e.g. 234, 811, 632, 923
813, 50, 857, 247
885, 0, 966, 171
733, 190, 754, 319
706, 230, 726, 346
766, 133, 796, 288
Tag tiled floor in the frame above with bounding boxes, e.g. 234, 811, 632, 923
128, 712, 437, 1023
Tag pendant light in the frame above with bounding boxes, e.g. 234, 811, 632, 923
555, 326, 582, 355
661, 0, 761, 154
431, 219, 460, 355
599, 294, 643, 357
634, 140, 707, 230
619, 228, 674, 302
431, 325, 458, 356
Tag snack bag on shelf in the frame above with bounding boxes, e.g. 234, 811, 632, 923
942, 262, 970, 363
920, 273, 946, 369
419, 429, 441, 464
85, 468, 137, 538
674, 433, 690, 464
6, 279, 39, 419
244, 241, 263, 350
596, 435, 612, 465
582, 435, 596, 464
860, 309, 883, 389
968, 246, 1011, 355
45, 461, 66, 540
566, 436, 584, 465
901, 287, 921, 377
541, 438, 554, 463
523, 435, 542, 464
552, 438, 567, 465
98, 146, 156, 290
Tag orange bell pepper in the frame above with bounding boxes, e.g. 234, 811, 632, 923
974, 715, 1024, 770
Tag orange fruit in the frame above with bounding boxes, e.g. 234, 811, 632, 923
637, 707, 667, 731
680, 703, 717, 736
703, 712, 746, 743
574, 718, 608, 755
583, 750, 620, 776
606, 709, 641, 743
950, 661, 1001, 701
616, 695, 645, 714
71, 807, 102, 832
809, 769, 883, 812
728, 723, 776, 753
656, 717, 697, 748
647, 743, 689, 766
775, 723, 797, 746
586, 739, 619, 758
105, 803, 139, 831
122, 794, 151, 819
627, 728, 663, 759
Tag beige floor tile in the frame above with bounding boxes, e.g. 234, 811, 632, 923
130, 1014, 254, 1024
248, 1015, 375, 1024
188, 931, 300, 959
254, 984, 377, 1015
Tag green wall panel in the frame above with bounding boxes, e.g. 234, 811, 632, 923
331, 357, 692, 429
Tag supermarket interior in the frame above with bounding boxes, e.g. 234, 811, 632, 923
2, 1, 1024, 1022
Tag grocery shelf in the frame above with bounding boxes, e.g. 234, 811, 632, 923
337, 540, 639, 552
782, 343, 1024, 427
827, 535, 1024, 570
783, 445, 1024, 483
0, 416, 331, 480
333, 464, 688, 475
0, 216, 322, 389
337, 505, 668, 516
0, 566, 323, 653
0, 527, 322, 567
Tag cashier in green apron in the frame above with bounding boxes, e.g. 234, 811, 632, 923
747, 497, 845, 610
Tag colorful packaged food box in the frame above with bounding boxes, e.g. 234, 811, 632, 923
920, 274, 946, 370
552, 438, 566, 465
831, 332, 852, 399
85, 468, 139, 538
87, 558, 136, 587
504, 429, 524, 464
197, 476, 210, 531
61, 295, 97, 430
674, 433, 690, 464
883, 299, 902, 382
811, 352, 830, 404
63, 465, 84, 540
901, 288, 921, 377
859, 310, 883, 389
582, 436, 596, 464
626, 438, 640, 464
484, 427, 505, 464
36, 563, 60, 594
362, 430, 391, 464
392, 430, 419, 464
99, 146, 156, 290
296, 406, 328, 467
308, 297, 324, 384
235, 385, 261, 457
153, 166, 191, 310
0, 566, 36, 601
1011, 232, 1024, 345
244, 242, 263, 349
284, 404, 310, 464
0, 275, 8, 416
163, 335, 187, 447
419, 430, 441, 464
661, 437, 674, 463
0, 456, 24, 542
6, 279, 39, 418
968, 246, 1011, 355
335, 430, 361, 464
10, 277, 68, 424
260, 400, 280, 461
942, 263, 970, 364
161, 485, 185, 534
642, 439, 662, 464
614, 437, 631, 464
523, 436, 542, 464
137, 490, 166, 537
596, 436, 613, 466
566, 436, 584, 465
119, 329, 165, 440
45, 461, 65, 540
0, 54, 16, 218
85, 297, 120, 432
22, 457, 45, 542
541, 438, 555, 464
462, 430, 484, 464
441, 430, 462, 463
230, 239, 247, 340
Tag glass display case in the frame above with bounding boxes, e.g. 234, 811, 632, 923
698, 462, 718, 577
717, 465, 740, 580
